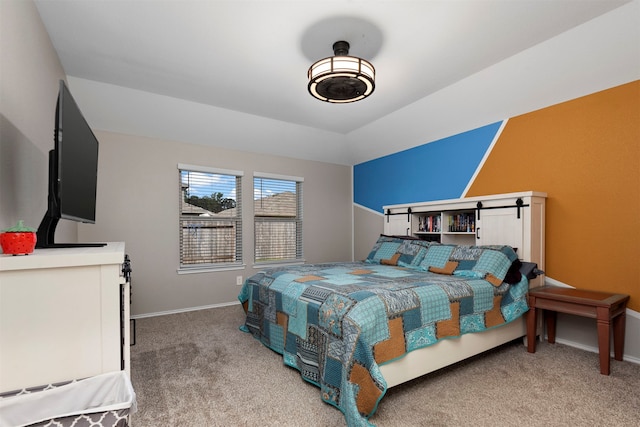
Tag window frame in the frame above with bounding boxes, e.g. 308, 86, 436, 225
177, 163, 244, 274
253, 172, 304, 267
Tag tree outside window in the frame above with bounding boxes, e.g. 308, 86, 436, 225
179, 166, 242, 268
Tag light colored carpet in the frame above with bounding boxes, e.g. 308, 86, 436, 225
130, 305, 639, 426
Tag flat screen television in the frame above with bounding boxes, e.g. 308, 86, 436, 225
36, 80, 105, 248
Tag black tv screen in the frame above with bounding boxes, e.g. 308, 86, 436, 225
57, 80, 99, 223
36, 80, 104, 248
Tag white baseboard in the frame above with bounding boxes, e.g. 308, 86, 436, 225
131, 300, 241, 319
552, 337, 640, 365
544, 277, 572, 288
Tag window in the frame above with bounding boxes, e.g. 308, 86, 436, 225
178, 164, 243, 270
254, 173, 303, 264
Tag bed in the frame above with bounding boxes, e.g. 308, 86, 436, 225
238, 235, 535, 426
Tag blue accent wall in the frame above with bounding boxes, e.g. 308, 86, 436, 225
353, 122, 502, 212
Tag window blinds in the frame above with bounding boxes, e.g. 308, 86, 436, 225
178, 165, 242, 268
254, 174, 303, 263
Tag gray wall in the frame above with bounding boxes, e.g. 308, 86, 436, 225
0, 0, 75, 242
353, 205, 383, 261
78, 131, 352, 316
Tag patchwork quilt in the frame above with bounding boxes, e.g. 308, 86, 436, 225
238, 237, 529, 427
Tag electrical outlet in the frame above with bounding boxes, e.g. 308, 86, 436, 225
236, 275, 243, 286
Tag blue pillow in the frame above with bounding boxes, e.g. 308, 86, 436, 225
366, 235, 433, 267
418, 245, 457, 273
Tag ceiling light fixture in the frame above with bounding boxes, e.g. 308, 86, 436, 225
307, 41, 375, 103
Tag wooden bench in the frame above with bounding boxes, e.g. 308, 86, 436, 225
526, 286, 629, 375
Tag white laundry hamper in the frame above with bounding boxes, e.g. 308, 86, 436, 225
0, 371, 137, 427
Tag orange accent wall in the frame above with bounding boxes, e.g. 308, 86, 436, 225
467, 81, 640, 311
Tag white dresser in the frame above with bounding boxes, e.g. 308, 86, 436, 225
0, 242, 130, 392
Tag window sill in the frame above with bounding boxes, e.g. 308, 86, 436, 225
252, 259, 305, 269
177, 264, 246, 275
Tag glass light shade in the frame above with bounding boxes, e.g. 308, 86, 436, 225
308, 55, 375, 103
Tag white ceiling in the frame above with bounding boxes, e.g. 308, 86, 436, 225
34, 0, 636, 164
